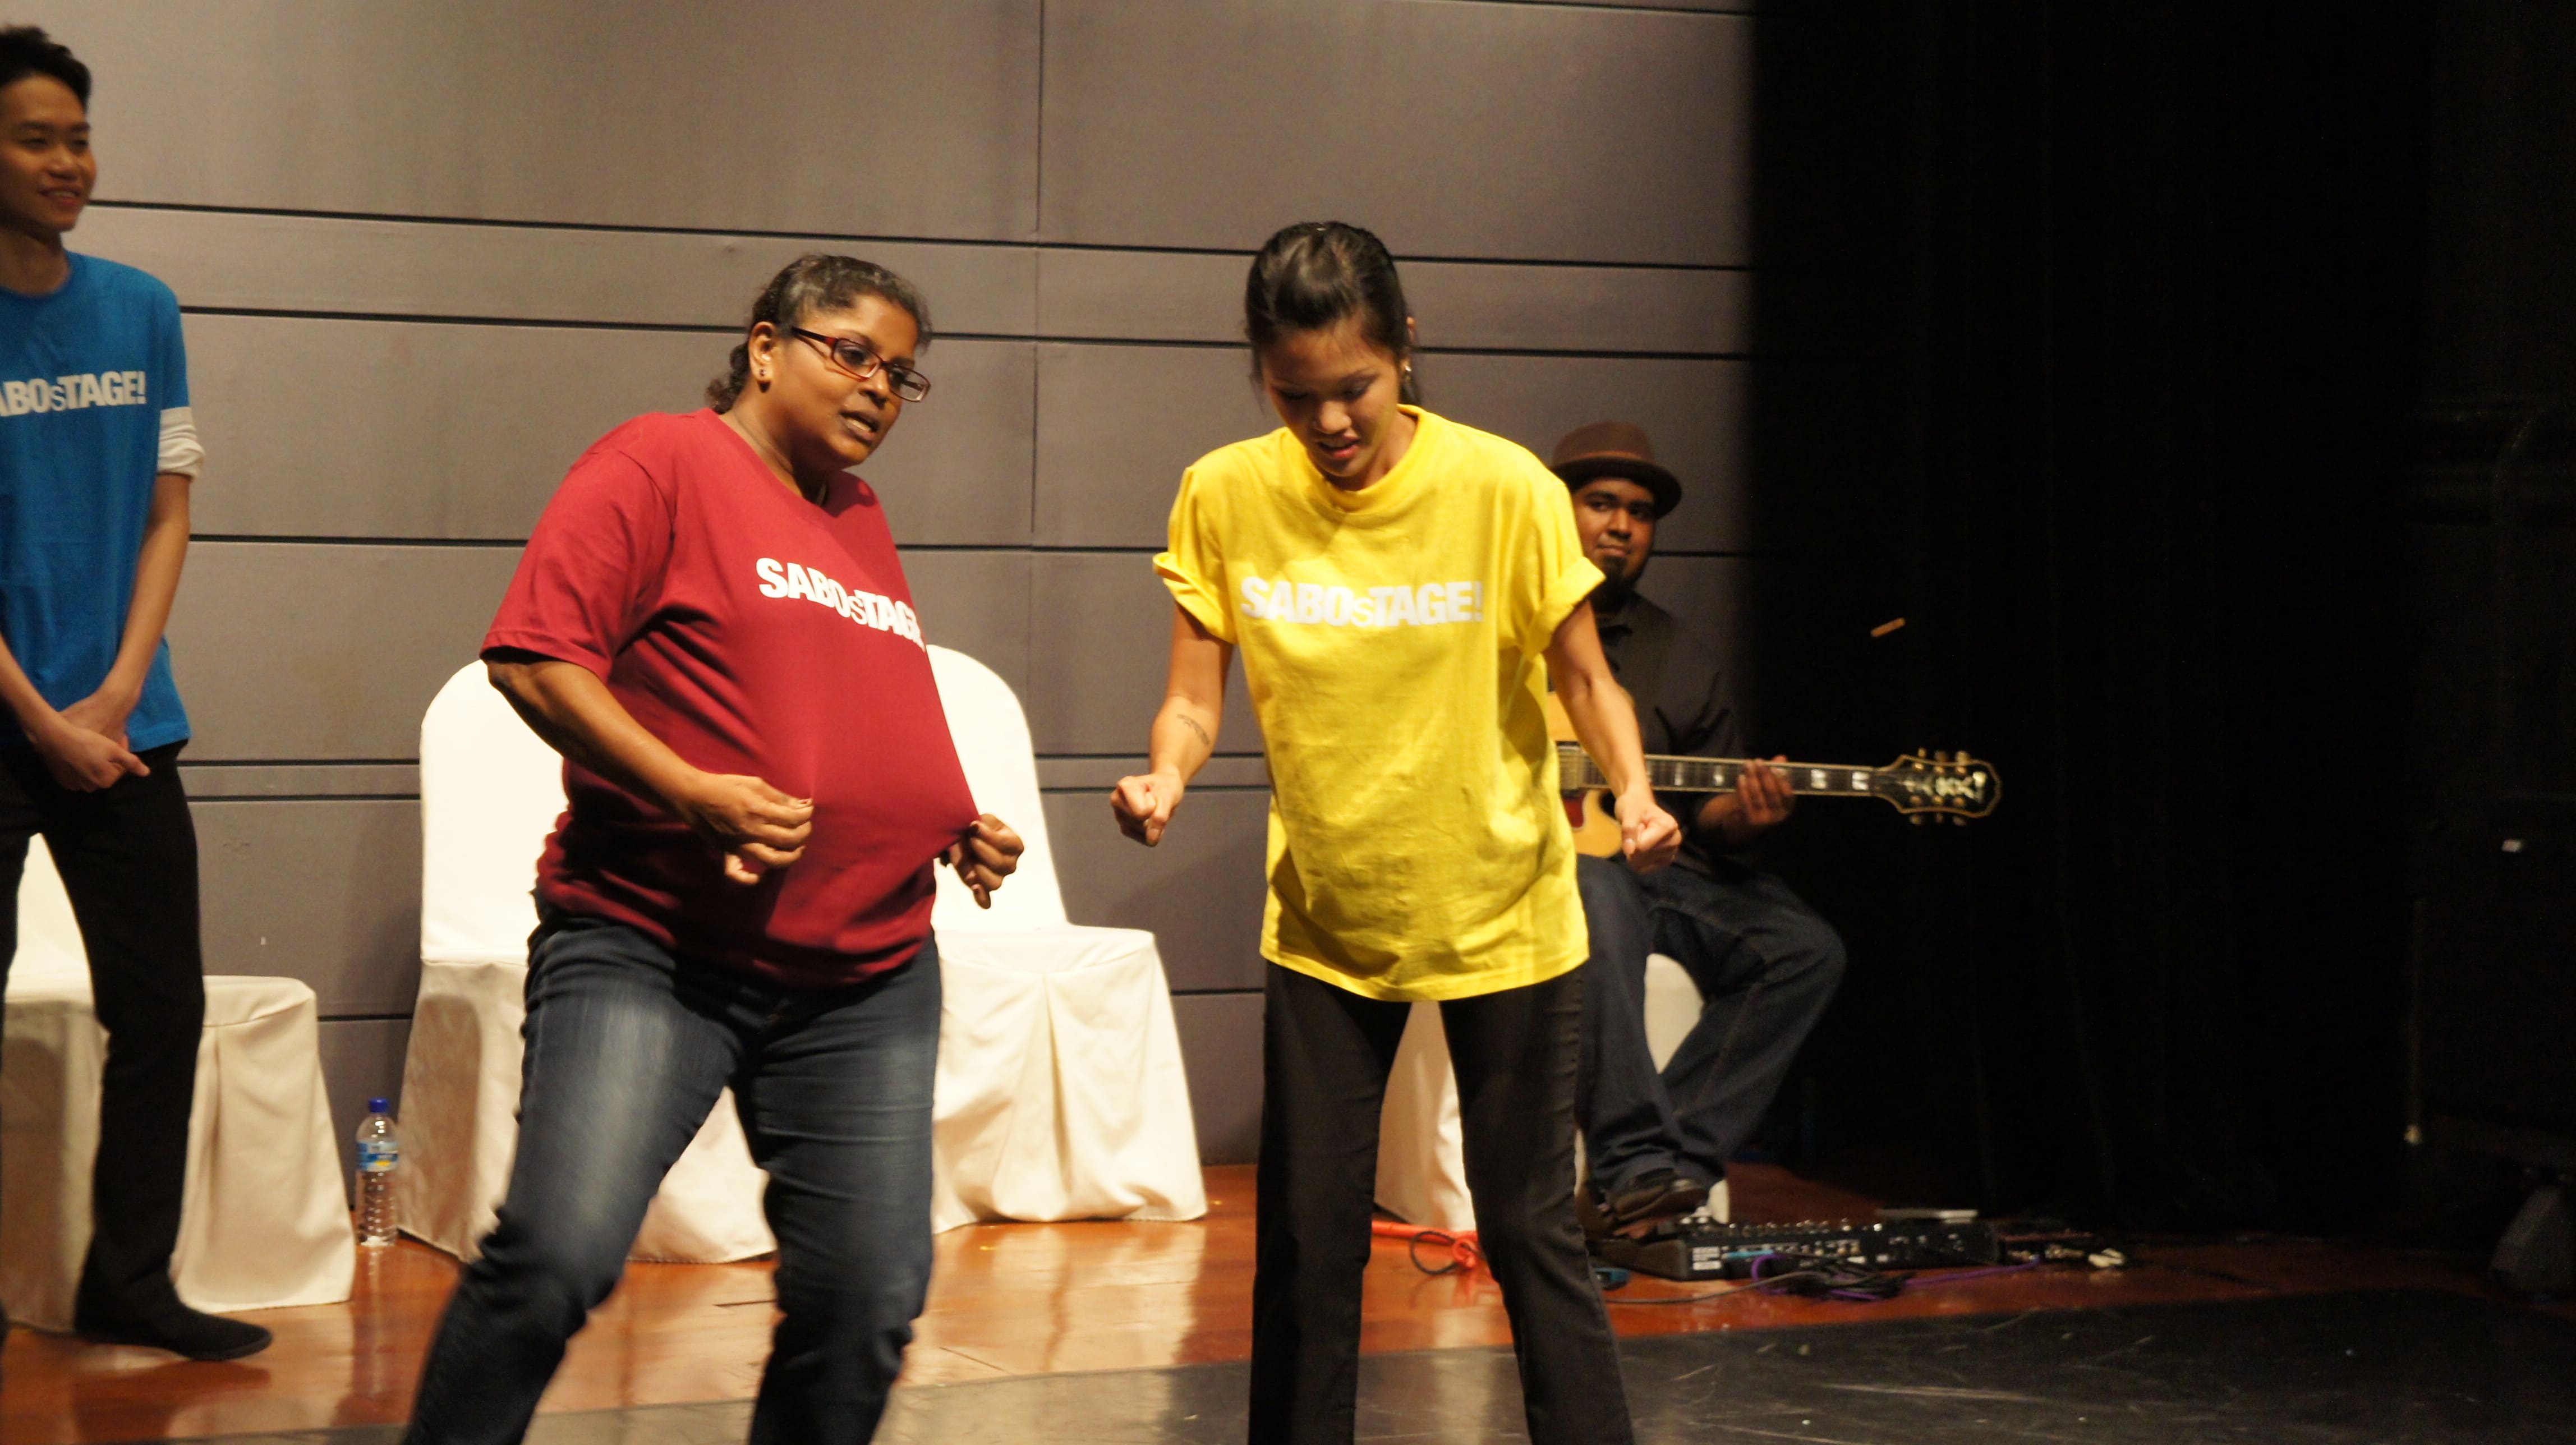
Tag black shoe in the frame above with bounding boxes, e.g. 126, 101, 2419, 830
73, 1304, 273, 1361
1603, 1168, 1710, 1235
1577, 1181, 1618, 1241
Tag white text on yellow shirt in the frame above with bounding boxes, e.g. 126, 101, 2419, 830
1240, 573, 1485, 629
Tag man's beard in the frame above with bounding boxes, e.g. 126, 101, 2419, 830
1591, 555, 1648, 606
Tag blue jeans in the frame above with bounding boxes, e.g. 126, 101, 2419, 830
404, 913, 942, 1445
1576, 855, 1846, 1191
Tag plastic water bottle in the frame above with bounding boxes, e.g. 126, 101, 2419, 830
355, 1097, 400, 1247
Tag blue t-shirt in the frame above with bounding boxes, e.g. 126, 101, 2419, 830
0, 253, 193, 752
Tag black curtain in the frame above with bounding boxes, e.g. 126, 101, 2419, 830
1751, 4, 2433, 1230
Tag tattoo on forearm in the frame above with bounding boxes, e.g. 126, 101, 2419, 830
1179, 715, 1213, 748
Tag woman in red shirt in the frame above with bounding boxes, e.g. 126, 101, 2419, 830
404, 255, 1022, 1445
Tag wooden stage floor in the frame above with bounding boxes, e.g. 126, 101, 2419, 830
1, 1163, 2552, 1444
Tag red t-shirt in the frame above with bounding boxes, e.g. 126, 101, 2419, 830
484, 409, 977, 988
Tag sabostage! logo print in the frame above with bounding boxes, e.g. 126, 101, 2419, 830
756, 558, 924, 647
2, 371, 151, 416
1239, 572, 1485, 629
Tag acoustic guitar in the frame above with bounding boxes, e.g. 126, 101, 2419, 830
1542, 695, 2000, 857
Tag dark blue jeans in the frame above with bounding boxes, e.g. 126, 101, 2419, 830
404, 913, 942, 1445
1576, 854, 1846, 1192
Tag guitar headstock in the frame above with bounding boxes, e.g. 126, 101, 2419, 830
1875, 751, 2002, 822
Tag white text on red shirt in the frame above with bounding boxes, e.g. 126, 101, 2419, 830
755, 558, 924, 647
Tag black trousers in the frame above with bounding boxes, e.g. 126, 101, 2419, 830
1252, 961, 1634, 1445
0, 742, 205, 1321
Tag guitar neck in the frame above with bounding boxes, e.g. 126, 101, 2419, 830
1556, 746, 1890, 801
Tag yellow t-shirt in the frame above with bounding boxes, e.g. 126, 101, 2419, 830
1156, 407, 1604, 1002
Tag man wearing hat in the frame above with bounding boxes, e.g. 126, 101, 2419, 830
1549, 421, 1847, 1235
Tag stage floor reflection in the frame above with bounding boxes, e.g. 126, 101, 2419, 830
4, 1166, 2566, 1444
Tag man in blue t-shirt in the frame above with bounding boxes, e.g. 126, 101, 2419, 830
0, 26, 270, 1362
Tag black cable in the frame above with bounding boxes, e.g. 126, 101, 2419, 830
1603, 1275, 1801, 1305
1402, 1229, 1475, 1277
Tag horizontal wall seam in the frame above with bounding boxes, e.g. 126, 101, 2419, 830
172, 307, 1821, 362
186, 537, 1782, 560
1423, 2, 1749, 14
192, 535, 526, 548
191, 793, 420, 803
94, 200, 1811, 276
186, 758, 418, 768
178, 306, 738, 334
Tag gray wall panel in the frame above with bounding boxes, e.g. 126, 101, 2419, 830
1170, 993, 1263, 1165
1036, 250, 1243, 344
1036, 344, 1750, 554
1036, 248, 1749, 355
1415, 354, 1751, 554
171, 544, 522, 761
198, 800, 421, 1018
1041, 0, 1750, 265
1043, 789, 1269, 993
189, 317, 710, 540
319, 1018, 413, 1190
1034, 345, 1273, 548
867, 344, 1037, 547
79, 207, 1036, 334
57, 3, 1041, 240
189, 317, 1033, 545
1407, 264, 1749, 357
903, 550, 1032, 697
182, 762, 418, 798
1024, 551, 1266, 756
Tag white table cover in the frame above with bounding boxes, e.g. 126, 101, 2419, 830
4, 843, 355, 1329
930, 925, 1203, 1231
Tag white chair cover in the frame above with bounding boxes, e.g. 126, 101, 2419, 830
924, 645, 1204, 1230
399, 664, 772, 1262
3, 838, 355, 1329
1373, 953, 1724, 1232
397, 647, 1204, 1260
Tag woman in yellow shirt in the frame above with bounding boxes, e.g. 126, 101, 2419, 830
1112, 222, 1680, 1445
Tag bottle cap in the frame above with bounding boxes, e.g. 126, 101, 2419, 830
369, 1097, 390, 1113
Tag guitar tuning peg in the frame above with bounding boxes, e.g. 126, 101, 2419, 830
1910, 814, 1926, 826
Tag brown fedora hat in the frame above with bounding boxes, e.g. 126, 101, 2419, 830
1548, 421, 1682, 518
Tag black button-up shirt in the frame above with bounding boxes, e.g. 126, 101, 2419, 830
1591, 587, 1742, 873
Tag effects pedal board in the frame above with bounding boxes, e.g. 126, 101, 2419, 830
1590, 1217, 2000, 1282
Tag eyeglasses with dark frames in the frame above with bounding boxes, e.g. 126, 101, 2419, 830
788, 327, 932, 402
